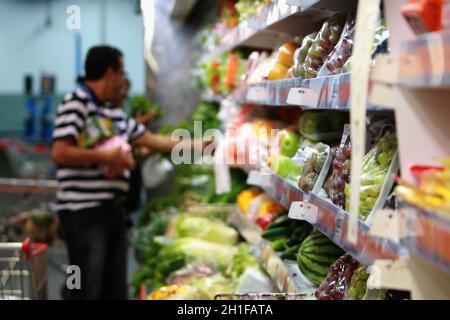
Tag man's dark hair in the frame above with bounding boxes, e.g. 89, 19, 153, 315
84, 46, 123, 81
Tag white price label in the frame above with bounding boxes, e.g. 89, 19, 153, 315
289, 201, 306, 220
246, 86, 271, 102
286, 87, 320, 107
289, 201, 318, 224
369, 209, 401, 243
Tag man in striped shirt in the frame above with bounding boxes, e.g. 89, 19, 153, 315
52, 46, 201, 300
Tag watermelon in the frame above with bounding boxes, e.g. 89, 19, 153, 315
297, 230, 344, 286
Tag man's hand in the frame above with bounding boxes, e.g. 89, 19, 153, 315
105, 147, 136, 177
135, 109, 157, 126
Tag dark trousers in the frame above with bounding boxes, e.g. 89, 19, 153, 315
58, 203, 128, 300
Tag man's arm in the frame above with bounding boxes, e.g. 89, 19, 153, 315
132, 131, 199, 153
52, 139, 135, 174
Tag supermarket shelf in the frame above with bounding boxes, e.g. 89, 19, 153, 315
206, 0, 357, 57
399, 31, 450, 88
398, 201, 450, 275
246, 170, 403, 267
250, 240, 316, 295
0, 178, 57, 194
201, 73, 389, 110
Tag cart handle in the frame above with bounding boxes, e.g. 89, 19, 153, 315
22, 238, 48, 261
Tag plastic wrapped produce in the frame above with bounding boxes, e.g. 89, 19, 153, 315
347, 265, 369, 300
293, 32, 317, 77
298, 15, 346, 79
324, 125, 351, 208
315, 254, 360, 300
345, 133, 398, 220
297, 144, 329, 193
320, 14, 356, 76
342, 19, 389, 73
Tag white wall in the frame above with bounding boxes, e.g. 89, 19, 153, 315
0, 0, 144, 95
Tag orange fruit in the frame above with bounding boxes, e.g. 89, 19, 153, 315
278, 41, 299, 68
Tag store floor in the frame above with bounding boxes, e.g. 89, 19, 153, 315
46, 235, 139, 300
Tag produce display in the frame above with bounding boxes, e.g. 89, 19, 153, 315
133, 205, 270, 299
126, 0, 441, 302
235, 0, 272, 23
268, 42, 299, 81
320, 14, 356, 77
297, 15, 346, 79
129, 95, 163, 119
175, 215, 239, 245
236, 188, 286, 230
397, 158, 450, 216
262, 212, 313, 261
297, 230, 344, 286
344, 133, 398, 220
198, 52, 248, 95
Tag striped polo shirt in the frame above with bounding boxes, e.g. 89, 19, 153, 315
52, 83, 146, 212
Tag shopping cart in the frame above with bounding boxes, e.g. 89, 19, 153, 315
0, 238, 48, 300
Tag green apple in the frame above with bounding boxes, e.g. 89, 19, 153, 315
272, 155, 301, 178
279, 129, 301, 157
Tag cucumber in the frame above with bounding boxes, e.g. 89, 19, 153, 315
271, 238, 288, 252
280, 245, 301, 261
261, 226, 294, 241
267, 216, 292, 230
275, 210, 289, 219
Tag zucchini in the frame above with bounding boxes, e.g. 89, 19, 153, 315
271, 238, 288, 252
280, 244, 301, 261
267, 216, 292, 230
261, 226, 293, 241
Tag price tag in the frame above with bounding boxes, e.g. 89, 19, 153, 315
247, 86, 271, 102
289, 201, 318, 224
367, 259, 412, 291
286, 87, 319, 108
333, 209, 346, 244
369, 209, 401, 243
289, 201, 306, 220
305, 203, 318, 224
